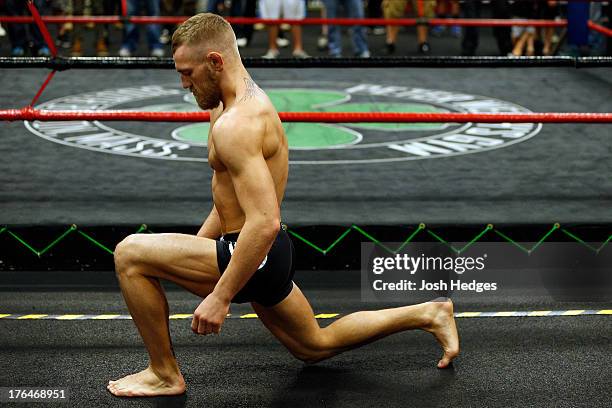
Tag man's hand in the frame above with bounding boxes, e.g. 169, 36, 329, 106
191, 293, 230, 335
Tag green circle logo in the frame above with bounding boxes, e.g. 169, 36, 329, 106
25, 81, 542, 164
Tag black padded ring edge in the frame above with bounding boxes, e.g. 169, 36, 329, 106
1, 56, 612, 69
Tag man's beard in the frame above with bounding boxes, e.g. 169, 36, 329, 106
194, 70, 222, 110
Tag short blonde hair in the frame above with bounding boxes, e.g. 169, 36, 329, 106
172, 13, 236, 56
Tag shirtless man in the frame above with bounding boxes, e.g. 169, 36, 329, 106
107, 13, 459, 397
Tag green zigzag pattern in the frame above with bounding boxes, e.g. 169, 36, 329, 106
0, 224, 610, 258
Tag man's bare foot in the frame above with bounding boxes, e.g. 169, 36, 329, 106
424, 298, 460, 369
107, 366, 185, 397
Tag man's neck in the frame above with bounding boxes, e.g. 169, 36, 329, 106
220, 65, 250, 110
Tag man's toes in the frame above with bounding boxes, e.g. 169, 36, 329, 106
437, 358, 450, 368
437, 351, 458, 368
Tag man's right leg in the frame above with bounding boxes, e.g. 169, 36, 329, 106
253, 284, 459, 368
108, 233, 221, 397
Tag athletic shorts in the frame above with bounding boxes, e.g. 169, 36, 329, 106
259, 0, 305, 19
216, 228, 295, 307
382, 0, 435, 19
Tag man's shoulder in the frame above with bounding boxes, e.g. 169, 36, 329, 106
211, 106, 266, 155
213, 106, 264, 137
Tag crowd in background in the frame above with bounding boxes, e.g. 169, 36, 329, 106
0, 1, 609, 58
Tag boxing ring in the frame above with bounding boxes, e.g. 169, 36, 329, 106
1, 5, 612, 407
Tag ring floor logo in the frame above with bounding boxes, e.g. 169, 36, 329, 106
25, 80, 542, 165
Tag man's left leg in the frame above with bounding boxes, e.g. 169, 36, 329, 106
253, 284, 459, 368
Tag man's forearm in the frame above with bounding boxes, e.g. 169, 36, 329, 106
212, 219, 279, 302
197, 205, 223, 239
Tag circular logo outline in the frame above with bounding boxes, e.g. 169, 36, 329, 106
24, 81, 542, 165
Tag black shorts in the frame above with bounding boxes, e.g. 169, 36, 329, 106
216, 228, 295, 307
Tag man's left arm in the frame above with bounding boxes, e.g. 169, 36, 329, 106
212, 123, 280, 302
191, 117, 280, 335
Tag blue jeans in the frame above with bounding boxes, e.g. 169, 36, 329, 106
323, 0, 369, 56
207, 0, 224, 13
122, 0, 162, 52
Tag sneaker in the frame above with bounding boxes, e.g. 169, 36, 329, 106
357, 50, 371, 58
450, 25, 462, 38
151, 48, 165, 58
0, 24, 6, 37
431, 25, 445, 37
119, 47, 131, 57
317, 35, 328, 51
262, 49, 280, 59
372, 26, 386, 36
159, 28, 170, 45
292, 49, 310, 59
276, 37, 290, 48
236, 37, 248, 48
418, 42, 431, 55
96, 38, 109, 57
37, 46, 51, 57
71, 39, 82, 57
11, 47, 25, 57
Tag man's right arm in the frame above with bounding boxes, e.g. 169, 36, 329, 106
197, 205, 222, 239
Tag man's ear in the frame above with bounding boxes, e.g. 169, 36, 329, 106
206, 52, 224, 71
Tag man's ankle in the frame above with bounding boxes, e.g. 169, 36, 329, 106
149, 363, 182, 382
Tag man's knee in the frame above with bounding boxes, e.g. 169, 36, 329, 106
293, 349, 327, 364
290, 333, 333, 364
114, 234, 146, 276
292, 346, 333, 364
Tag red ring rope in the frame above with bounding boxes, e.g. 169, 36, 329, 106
1, 108, 611, 123
588, 21, 612, 37
0, 16, 573, 29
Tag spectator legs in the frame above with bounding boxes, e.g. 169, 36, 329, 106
122, 0, 162, 55
461, 0, 479, 55
492, 0, 512, 56
346, 0, 368, 56
323, 0, 342, 56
